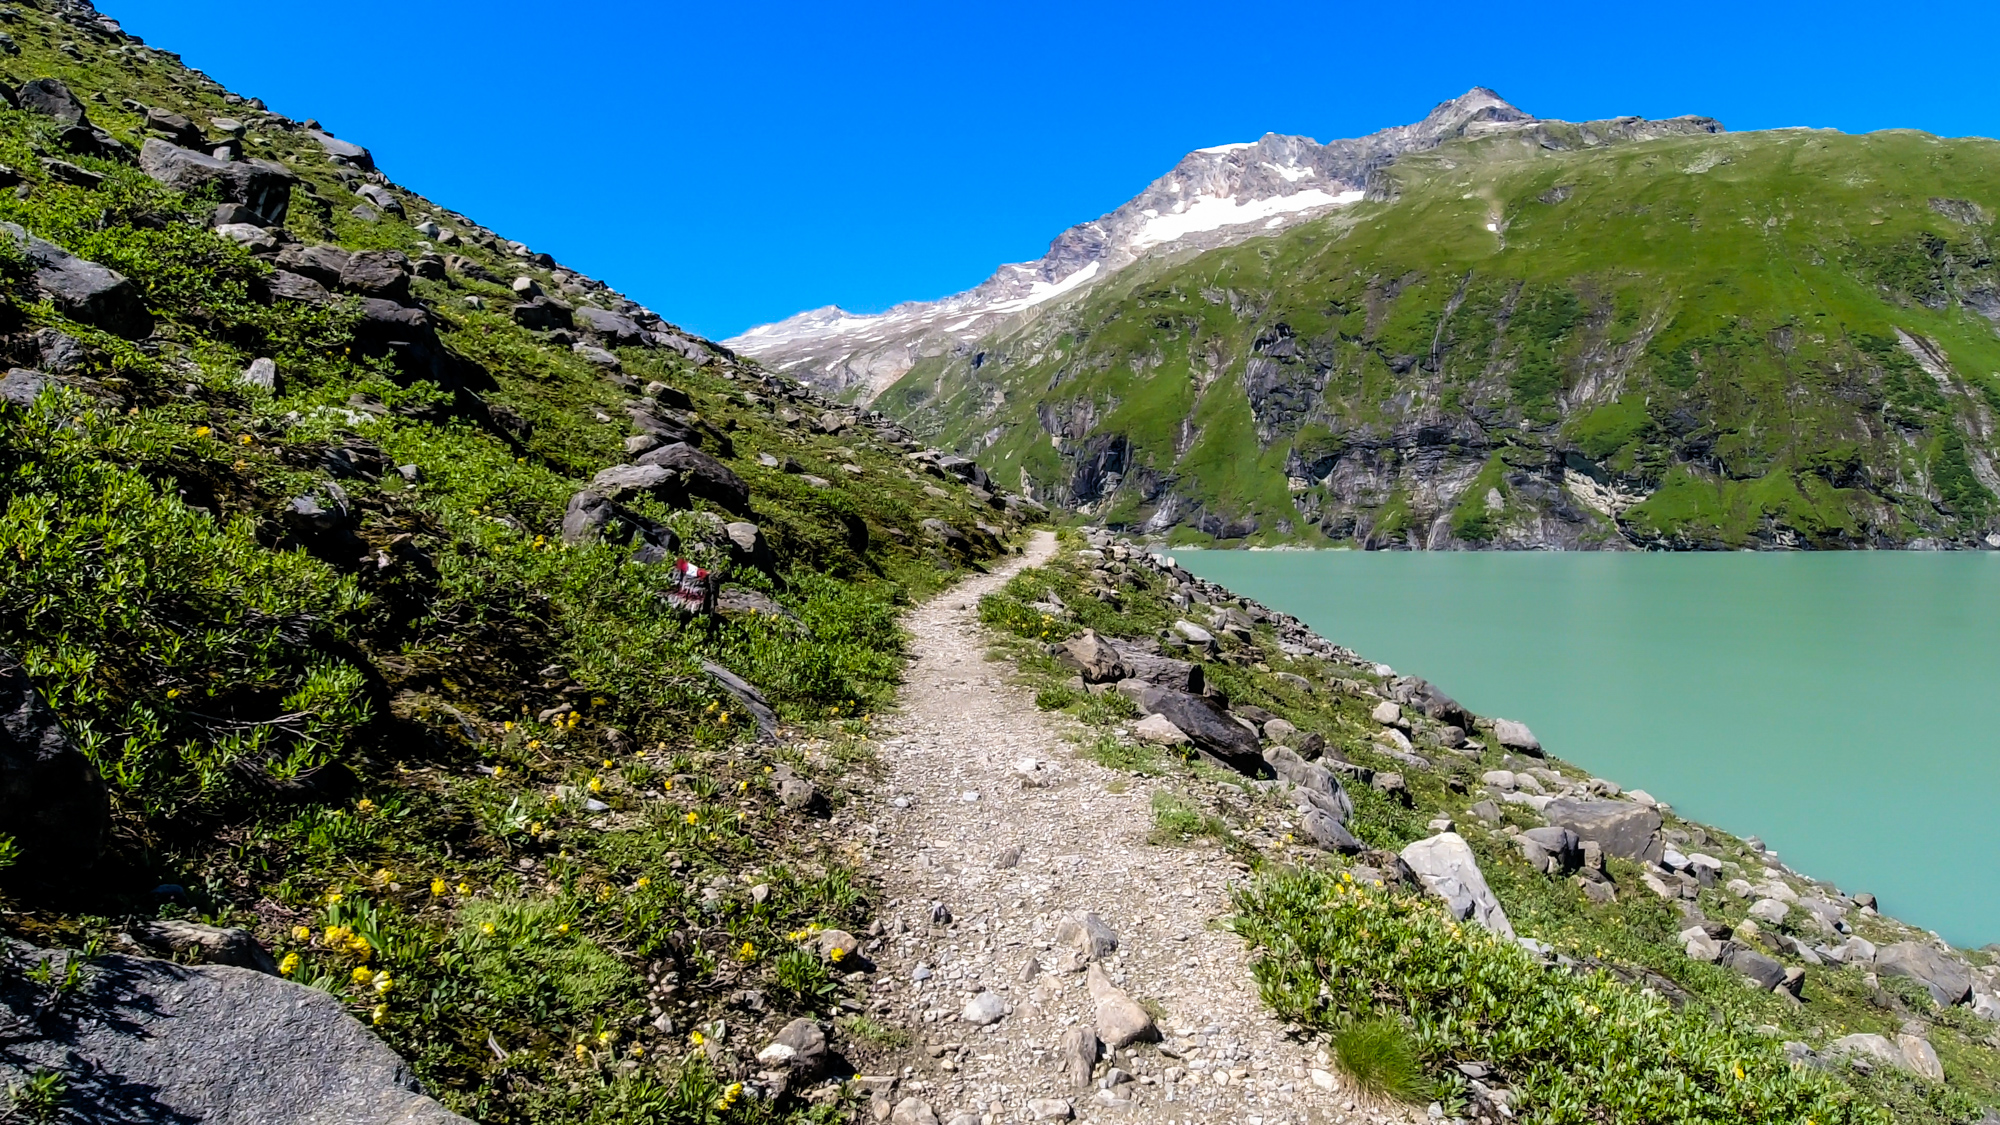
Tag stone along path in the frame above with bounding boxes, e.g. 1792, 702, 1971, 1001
855, 531, 1422, 1125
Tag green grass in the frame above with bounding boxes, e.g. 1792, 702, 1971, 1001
1329, 1018, 1433, 1105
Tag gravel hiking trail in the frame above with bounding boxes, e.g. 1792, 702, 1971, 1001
856, 530, 1421, 1125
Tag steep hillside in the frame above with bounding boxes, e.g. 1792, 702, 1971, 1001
727, 89, 1721, 402
871, 123, 2000, 549
0, 1, 1037, 1120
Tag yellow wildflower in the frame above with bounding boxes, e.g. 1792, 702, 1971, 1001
193, 426, 212, 438
373, 971, 393, 995
322, 925, 351, 945
431, 878, 447, 896
629, 1044, 645, 1058
739, 941, 756, 960
829, 946, 846, 963
601, 758, 613, 769
493, 765, 506, 778
526, 740, 542, 750
292, 925, 312, 942
503, 721, 514, 731
636, 876, 650, 889
588, 777, 604, 794
685, 811, 699, 825
481, 922, 496, 936
372, 1004, 388, 1025
575, 1042, 590, 1062
738, 781, 748, 792
557, 922, 570, 935
238, 433, 253, 445
325, 889, 344, 904
530, 821, 544, 835
372, 867, 392, 884
689, 1030, 705, 1046
278, 952, 301, 976
351, 965, 375, 985
597, 1030, 615, 1046
457, 882, 472, 896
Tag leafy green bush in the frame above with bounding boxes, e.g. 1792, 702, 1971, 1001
1233, 867, 1886, 1125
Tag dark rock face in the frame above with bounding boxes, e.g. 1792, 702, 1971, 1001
1876, 942, 1974, 1007
1, 223, 151, 338
1543, 797, 1663, 863
1138, 686, 1262, 773
1105, 639, 1202, 693
0, 944, 468, 1124
1719, 942, 1786, 991
0, 652, 109, 877
512, 296, 574, 331
18, 77, 87, 125
137, 140, 297, 226
307, 129, 375, 172
338, 250, 413, 301
635, 442, 751, 512
576, 306, 645, 346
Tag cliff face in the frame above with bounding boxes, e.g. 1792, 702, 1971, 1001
869, 127, 2000, 549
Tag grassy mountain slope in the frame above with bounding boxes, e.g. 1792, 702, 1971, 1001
878, 123, 2000, 549
0, 2, 1034, 1119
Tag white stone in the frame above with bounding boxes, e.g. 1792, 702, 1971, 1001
1400, 833, 1513, 937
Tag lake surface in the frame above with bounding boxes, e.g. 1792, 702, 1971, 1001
1174, 549, 2000, 947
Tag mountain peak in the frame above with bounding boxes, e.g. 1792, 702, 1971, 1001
729, 91, 1718, 400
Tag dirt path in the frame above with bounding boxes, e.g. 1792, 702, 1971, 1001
856, 531, 1421, 1125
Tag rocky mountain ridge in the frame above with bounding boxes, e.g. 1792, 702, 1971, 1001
727, 90, 1723, 401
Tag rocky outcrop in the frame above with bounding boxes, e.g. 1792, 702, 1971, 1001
0, 943, 468, 1124
1401, 832, 1513, 937
1543, 797, 1663, 864
1, 223, 151, 338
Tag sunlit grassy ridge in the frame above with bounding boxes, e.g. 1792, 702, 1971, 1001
0, 3, 1032, 1120
885, 125, 2000, 548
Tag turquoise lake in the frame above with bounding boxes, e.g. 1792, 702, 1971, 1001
1173, 550, 2000, 947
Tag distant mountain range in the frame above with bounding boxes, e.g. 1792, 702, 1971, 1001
732, 90, 2000, 549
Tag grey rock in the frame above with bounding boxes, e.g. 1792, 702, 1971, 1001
1264, 745, 1352, 820
1058, 1025, 1100, 1087
356, 184, 404, 217
20, 78, 87, 125
754, 1017, 828, 1077
577, 305, 646, 346
1262, 717, 1298, 743
1518, 826, 1582, 875
512, 295, 575, 331
1543, 798, 1663, 863
138, 140, 296, 226
0, 368, 48, 407
1056, 911, 1119, 962
241, 357, 277, 390
960, 990, 1006, 1026
589, 463, 678, 503
1490, 718, 1542, 755
1027, 1099, 1073, 1122
1876, 942, 1974, 1007
1301, 808, 1361, 853
921, 518, 968, 547
1, 223, 151, 337
1468, 799, 1502, 824
574, 343, 621, 370
1131, 713, 1189, 746
1400, 832, 1513, 937
0, 944, 467, 1124
1137, 686, 1261, 773
0, 651, 108, 876
1719, 942, 1786, 991
1057, 629, 1125, 683
635, 442, 751, 512
891, 1097, 941, 1125
560, 490, 617, 545
308, 129, 376, 172
1747, 898, 1789, 926
1103, 639, 1202, 693
700, 660, 780, 740
215, 222, 276, 251
1897, 1034, 1945, 1080
993, 845, 1021, 869
338, 250, 412, 301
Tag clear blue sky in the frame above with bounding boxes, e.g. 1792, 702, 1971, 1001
112, 0, 2000, 341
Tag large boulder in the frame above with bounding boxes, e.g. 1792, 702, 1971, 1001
1490, 718, 1542, 755
1105, 639, 1202, 693
0, 944, 468, 1124
1263, 745, 1352, 821
1136, 686, 1261, 773
1, 224, 151, 338
1719, 942, 1786, 991
338, 250, 413, 301
635, 442, 751, 512
1518, 826, 1582, 875
18, 78, 88, 125
1057, 630, 1124, 683
589, 463, 678, 504
1876, 942, 1973, 1007
1388, 676, 1472, 729
307, 129, 376, 172
138, 140, 297, 227
0, 652, 109, 877
1543, 798, 1663, 863
576, 306, 645, 346
1400, 833, 1513, 937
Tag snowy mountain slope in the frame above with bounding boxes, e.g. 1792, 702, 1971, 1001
728, 89, 1721, 400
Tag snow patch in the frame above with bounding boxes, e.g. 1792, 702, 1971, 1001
1131, 189, 1363, 248
1196, 141, 1256, 154
1270, 162, 1315, 182
988, 261, 1103, 313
